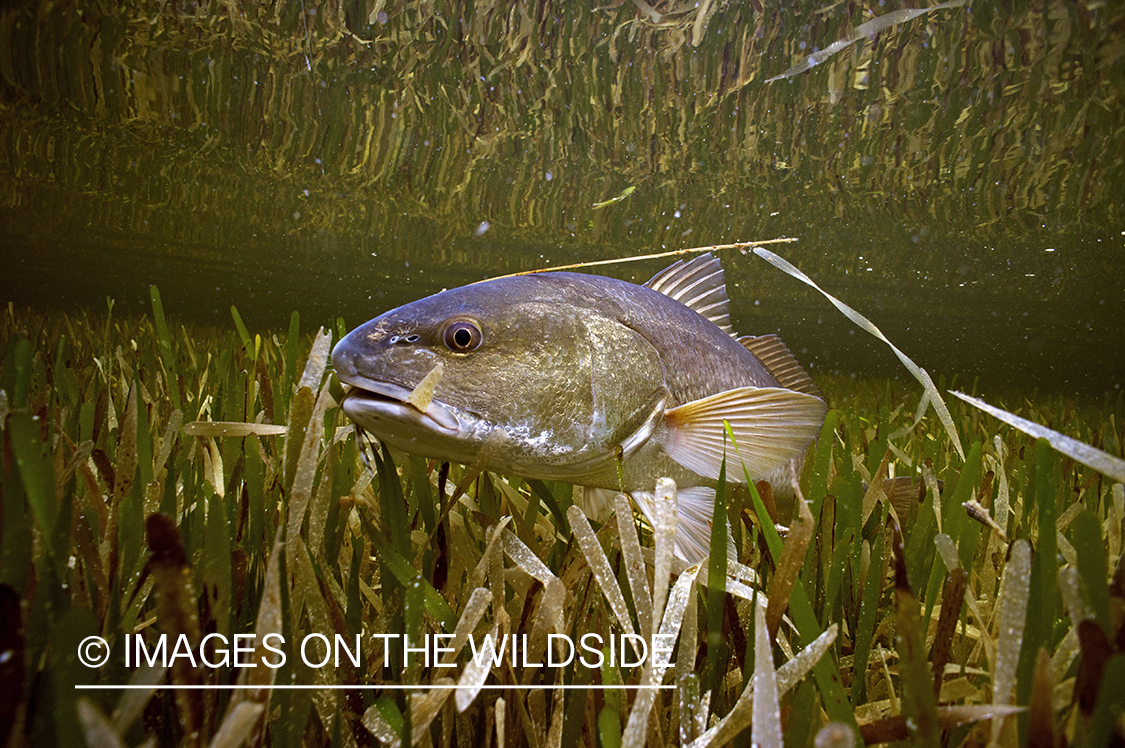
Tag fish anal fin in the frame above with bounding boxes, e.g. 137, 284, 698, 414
663, 386, 827, 482
644, 253, 732, 334
737, 334, 823, 400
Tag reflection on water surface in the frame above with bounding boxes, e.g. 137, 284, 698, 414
1, 0, 1122, 392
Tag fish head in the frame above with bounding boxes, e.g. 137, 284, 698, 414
331, 277, 668, 478
331, 301, 480, 464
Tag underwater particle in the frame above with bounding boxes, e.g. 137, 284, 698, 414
815, 721, 857, 748
475, 221, 491, 236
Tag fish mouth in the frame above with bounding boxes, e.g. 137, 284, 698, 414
337, 375, 462, 436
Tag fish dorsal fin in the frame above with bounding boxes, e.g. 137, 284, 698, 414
737, 335, 823, 399
663, 386, 827, 481
628, 486, 736, 562
644, 253, 733, 334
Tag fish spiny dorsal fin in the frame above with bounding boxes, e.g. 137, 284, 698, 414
738, 334, 823, 400
644, 253, 733, 334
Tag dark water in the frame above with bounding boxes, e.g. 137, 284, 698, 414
1, 0, 1122, 394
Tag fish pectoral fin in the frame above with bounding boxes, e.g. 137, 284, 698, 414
630, 485, 736, 563
663, 386, 827, 481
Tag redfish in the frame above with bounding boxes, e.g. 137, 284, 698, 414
331, 254, 826, 560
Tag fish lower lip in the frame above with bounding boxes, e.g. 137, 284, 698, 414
339, 380, 461, 434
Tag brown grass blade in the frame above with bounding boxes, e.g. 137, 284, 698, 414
182, 421, 287, 437
890, 517, 941, 748
766, 489, 813, 642
145, 513, 205, 747
1027, 648, 1055, 748
858, 704, 1024, 743
929, 567, 967, 698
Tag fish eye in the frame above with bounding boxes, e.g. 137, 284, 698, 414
442, 319, 483, 352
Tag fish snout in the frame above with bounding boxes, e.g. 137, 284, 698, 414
330, 335, 361, 380
331, 327, 442, 392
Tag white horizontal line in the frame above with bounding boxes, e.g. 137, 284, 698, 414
75, 684, 675, 691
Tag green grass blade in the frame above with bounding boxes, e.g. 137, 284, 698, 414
8, 411, 58, 543
527, 479, 570, 533
731, 425, 857, 728
230, 305, 253, 357
598, 707, 623, 748
807, 409, 839, 515
1018, 439, 1058, 721
149, 286, 180, 410
704, 456, 728, 699
891, 518, 941, 748
373, 444, 413, 560
368, 531, 456, 631
850, 528, 884, 705
403, 575, 424, 685
1070, 510, 1111, 637
283, 311, 300, 413
821, 527, 854, 630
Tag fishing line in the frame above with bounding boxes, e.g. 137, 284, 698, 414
479, 237, 797, 282
351, 421, 380, 478
425, 427, 512, 546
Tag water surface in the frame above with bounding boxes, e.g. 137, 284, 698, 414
1, 0, 1122, 394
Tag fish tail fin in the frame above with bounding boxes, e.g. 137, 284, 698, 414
630, 485, 736, 563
